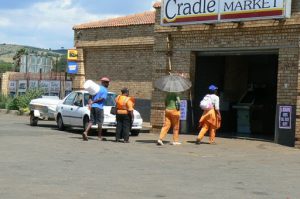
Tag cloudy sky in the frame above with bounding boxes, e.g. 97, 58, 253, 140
0, 0, 158, 49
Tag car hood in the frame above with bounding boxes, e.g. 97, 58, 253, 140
30, 98, 62, 106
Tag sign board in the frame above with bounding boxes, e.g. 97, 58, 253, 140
161, 0, 291, 26
67, 61, 78, 74
67, 49, 78, 61
279, 105, 292, 129
9, 81, 17, 92
180, 100, 187, 121
29, 80, 39, 89
18, 80, 27, 93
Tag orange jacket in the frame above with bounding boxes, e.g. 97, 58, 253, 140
115, 95, 134, 114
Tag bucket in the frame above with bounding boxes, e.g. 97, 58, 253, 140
84, 80, 100, 95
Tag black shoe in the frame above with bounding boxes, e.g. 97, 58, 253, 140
124, 140, 130, 143
195, 139, 201, 145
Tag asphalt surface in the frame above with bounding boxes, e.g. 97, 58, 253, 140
0, 113, 300, 199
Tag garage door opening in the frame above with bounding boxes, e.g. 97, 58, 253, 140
194, 53, 278, 140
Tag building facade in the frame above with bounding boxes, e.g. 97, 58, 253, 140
74, 1, 300, 148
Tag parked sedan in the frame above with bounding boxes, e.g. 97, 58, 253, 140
55, 90, 143, 136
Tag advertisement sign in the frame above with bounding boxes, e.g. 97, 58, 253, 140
161, 0, 291, 26
29, 80, 39, 89
18, 80, 27, 93
67, 49, 78, 61
67, 61, 78, 74
279, 105, 292, 129
9, 81, 17, 92
180, 100, 187, 121
40, 80, 50, 95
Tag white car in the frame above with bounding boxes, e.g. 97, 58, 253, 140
55, 90, 143, 136
29, 96, 62, 126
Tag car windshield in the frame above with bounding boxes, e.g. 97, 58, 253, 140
83, 93, 116, 106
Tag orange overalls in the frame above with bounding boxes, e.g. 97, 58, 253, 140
115, 95, 134, 141
197, 109, 221, 143
159, 109, 180, 142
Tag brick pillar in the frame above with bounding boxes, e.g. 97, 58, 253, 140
72, 48, 85, 90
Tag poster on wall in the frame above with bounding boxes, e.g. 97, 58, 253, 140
18, 80, 27, 95
9, 81, 17, 96
279, 105, 292, 129
39, 80, 50, 95
50, 81, 60, 96
180, 100, 187, 121
29, 80, 39, 90
65, 81, 72, 96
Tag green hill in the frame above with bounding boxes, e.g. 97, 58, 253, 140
0, 43, 66, 63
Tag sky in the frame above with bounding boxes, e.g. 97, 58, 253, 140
0, 0, 159, 50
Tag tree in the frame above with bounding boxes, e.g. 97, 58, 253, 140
13, 48, 28, 72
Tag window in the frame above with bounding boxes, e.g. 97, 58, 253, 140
64, 92, 77, 105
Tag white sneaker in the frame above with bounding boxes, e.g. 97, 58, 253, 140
171, 142, 182, 145
157, 139, 164, 146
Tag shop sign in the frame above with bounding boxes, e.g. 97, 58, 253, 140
279, 105, 292, 129
67, 49, 78, 61
180, 100, 187, 121
67, 61, 78, 74
161, 0, 291, 26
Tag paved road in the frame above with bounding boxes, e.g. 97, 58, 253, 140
0, 114, 300, 199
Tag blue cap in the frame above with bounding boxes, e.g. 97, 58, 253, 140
208, 85, 218, 91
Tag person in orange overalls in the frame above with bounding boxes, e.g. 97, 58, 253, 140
115, 88, 134, 143
157, 92, 181, 146
196, 85, 221, 144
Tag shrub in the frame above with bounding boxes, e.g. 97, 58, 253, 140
0, 93, 12, 109
7, 89, 44, 110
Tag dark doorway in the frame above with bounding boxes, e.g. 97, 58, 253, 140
194, 54, 278, 140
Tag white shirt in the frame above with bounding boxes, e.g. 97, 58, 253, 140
208, 94, 220, 110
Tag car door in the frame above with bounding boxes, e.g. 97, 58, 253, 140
59, 92, 77, 125
69, 92, 85, 126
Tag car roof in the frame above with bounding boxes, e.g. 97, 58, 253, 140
75, 90, 116, 95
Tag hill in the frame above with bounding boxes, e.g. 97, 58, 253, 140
0, 43, 66, 63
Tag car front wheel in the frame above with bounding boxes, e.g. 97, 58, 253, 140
57, 115, 65, 131
30, 114, 38, 126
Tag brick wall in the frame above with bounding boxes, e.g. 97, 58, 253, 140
152, 7, 300, 148
74, 25, 154, 121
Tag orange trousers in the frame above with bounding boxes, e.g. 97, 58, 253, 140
197, 121, 216, 143
159, 109, 180, 142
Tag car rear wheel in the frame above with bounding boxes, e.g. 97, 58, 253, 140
29, 114, 38, 126
57, 115, 65, 131
130, 130, 140, 136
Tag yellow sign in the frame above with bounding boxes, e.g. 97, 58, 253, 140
67, 49, 78, 61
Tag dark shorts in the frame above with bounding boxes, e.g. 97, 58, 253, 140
90, 107, 104, 125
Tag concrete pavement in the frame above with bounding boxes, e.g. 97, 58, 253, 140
0, 113, 299, 199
